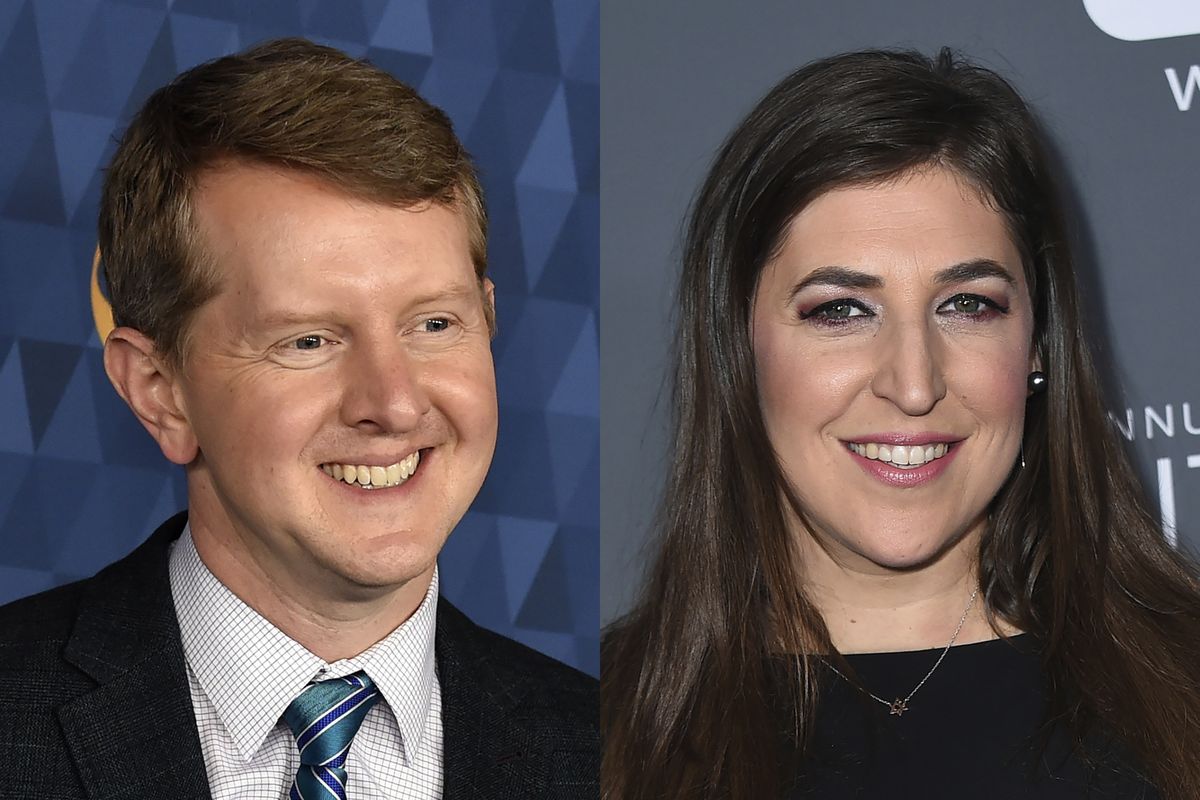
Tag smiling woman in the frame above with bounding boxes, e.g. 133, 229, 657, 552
754, 170, 1036, 596
601, 49, 1200, 800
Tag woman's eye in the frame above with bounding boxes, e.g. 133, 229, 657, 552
952, 296, 982, 314
824, 302, 865, 318
939, 293, 1008, 316
800, 299, 872, 323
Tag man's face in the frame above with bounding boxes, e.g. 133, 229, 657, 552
175, 162, 497, 599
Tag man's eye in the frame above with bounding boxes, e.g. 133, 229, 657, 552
422, 318, 452, 333
292, 335, 326, 350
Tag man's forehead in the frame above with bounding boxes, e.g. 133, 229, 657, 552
190, 159, 467, 239
190, 164, 473, 274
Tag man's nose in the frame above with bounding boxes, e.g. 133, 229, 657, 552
868, 319, 947, 416
340, 342, 431, 432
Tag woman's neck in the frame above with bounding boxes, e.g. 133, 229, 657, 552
796, 524, 1011, 653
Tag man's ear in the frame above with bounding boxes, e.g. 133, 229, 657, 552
103, 328, 198, 465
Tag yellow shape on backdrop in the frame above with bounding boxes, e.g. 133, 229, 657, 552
91, 246, 115, 343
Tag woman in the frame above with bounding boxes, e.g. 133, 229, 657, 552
602, 49, 1200, 799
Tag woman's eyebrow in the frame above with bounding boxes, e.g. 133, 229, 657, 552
787, 266, 882, 303
787, 258, 1016, 303
933, 258, 1017, 287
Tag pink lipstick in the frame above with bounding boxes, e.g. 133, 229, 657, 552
843, 436, 962, 488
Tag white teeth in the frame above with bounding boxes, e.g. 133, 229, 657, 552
321, 451, 423, 489
849, 441, 950, 469
400, 451, 418, 478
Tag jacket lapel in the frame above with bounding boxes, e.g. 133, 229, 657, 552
437, 600, 550, 800
57, 514, 211, 800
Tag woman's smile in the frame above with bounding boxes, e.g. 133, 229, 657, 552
843, 438, 963, 488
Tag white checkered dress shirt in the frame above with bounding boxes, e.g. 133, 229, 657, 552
168, 526, 443, 799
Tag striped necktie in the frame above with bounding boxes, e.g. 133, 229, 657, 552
282, 671, 381, 800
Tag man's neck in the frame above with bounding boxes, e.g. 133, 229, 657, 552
189, 518, 433, 662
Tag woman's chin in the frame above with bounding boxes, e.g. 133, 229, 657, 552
830, 528, 972, 573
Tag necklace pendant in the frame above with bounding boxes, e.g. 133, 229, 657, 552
889, 698, 908, 716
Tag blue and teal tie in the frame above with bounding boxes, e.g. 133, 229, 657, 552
282, 671, 381, 800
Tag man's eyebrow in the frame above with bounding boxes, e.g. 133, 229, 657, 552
253, 283, 485, 329
253, 311, 327, 329
786, 259, 1016, 303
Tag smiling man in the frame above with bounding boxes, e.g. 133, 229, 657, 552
0, 39, 596, 800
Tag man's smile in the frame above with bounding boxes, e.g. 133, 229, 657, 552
320, 450, 423, 489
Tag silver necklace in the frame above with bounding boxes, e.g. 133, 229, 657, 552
822, 587, 979, 717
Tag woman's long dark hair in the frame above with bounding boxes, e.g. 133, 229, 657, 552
602, 49, 1200, 799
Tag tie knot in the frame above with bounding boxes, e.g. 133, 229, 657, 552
283, 671, 381, 767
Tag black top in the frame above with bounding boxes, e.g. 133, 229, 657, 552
786, 635, 1160, 799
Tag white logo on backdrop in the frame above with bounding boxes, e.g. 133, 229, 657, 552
1082, 0, 1200, 41
1165, 65, 1200, 110
1111, 402, 1200, 545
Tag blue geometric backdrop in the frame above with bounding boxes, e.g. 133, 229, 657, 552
0, 0, 598, 676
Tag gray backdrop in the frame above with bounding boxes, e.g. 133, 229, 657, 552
601, 0, 1200, 625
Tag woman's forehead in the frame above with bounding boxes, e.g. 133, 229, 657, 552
764, 168, 1024, 290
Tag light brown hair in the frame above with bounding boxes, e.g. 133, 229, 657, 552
99, 37, 488, 368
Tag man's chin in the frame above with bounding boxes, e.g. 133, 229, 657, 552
333, 531, 439, 575
323, 557, 438, 600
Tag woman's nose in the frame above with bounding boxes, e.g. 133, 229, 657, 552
868, 320, 947, 416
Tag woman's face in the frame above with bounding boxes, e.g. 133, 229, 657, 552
751, 167, 1038, 573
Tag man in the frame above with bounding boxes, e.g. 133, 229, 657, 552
0, 39, 596, 800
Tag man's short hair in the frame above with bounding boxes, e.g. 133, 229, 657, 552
98, 37, 488, 368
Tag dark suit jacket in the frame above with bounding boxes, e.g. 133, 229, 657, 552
0, 513, 598, 799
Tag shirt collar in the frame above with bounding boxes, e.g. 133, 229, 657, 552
168, 524, 438, 765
